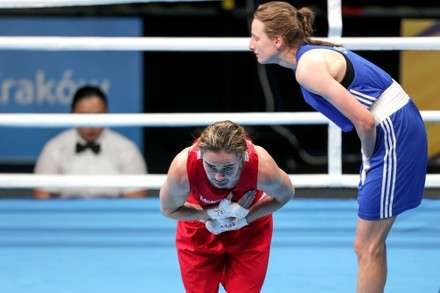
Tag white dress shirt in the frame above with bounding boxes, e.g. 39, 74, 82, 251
34, 128, 147, 198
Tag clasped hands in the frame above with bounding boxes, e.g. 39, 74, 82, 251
205, 190, 256, 235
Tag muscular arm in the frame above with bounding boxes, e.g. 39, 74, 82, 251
159, 148, 209, 221
296, 49, 376, 157
245, 146, 295, 224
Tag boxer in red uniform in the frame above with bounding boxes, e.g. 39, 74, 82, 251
160, 120, 295, 293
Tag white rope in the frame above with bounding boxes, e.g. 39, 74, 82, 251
0, 174, 361, 189
0, 111, 437, 127
0, 112, 329, 127
0, 0, 215, 8
1, 173, 440, 189
0, 174, 166, 189
419, 110, 440, 122
0, 37, 439, 51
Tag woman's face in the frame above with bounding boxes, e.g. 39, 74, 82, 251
249, 18, 279, 64
202, 150, 242, 189
73, 96, 106, 142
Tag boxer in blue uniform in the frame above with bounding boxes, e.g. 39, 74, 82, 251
250, 2, 427, 293
295, 44, 426, 220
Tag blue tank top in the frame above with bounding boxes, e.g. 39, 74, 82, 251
295, 43, 393, 132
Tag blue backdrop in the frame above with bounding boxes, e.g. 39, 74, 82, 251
0, 17, 143, 162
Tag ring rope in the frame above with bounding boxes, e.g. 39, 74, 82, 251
0, 112, 329, 127
0, 37, 439, 51
0, 0, 214, 9
1, 174, 440, 189
0, 111, 438, 127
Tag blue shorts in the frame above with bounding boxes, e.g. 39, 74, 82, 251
358, 100, 427, 220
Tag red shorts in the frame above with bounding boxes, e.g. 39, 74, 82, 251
176, 215, 273, 293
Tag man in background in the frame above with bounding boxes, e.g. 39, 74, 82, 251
33, 85, 148, 199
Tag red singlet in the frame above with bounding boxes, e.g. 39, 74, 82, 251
176, 140, 273, 293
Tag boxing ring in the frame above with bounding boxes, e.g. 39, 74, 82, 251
0, 0, 439, 293
1, 198, 439, 293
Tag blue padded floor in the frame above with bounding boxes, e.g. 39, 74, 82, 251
0, 197, 438, 293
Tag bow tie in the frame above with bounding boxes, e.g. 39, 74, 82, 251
76, 142, 101, 154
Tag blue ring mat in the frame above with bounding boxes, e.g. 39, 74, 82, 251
0, 197, 438, 293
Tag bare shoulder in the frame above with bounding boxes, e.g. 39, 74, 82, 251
160, 148, 192, 212
171, 147, 190, 168
254, 145, 282, 184
299, 48, 342, 64
254, 145, 274, 165
165, 147, 191, 191
296, 49, 345, 94
296, 49, 328, 76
